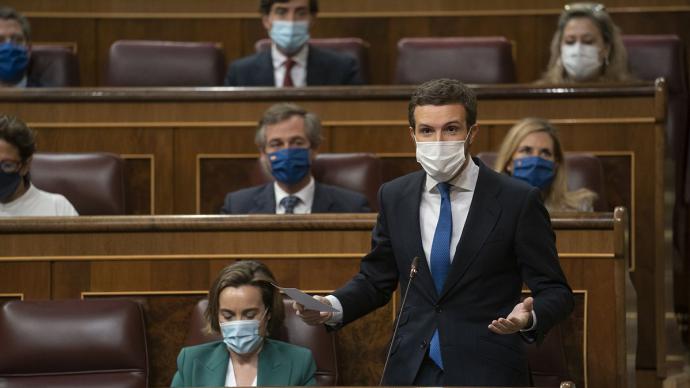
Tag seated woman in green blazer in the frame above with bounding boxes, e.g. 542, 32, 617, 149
171, 260, 316, 387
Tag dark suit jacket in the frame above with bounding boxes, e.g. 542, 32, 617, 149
333, 159, 574, 386
224, 45, 363, 86
220, 182, 371, 214
170, 339, 316, 387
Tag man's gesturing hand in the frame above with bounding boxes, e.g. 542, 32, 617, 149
488, 297, 534, 334
293, 295, 333, 325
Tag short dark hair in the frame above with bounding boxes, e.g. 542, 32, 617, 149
260, 0, 319, 15
408, 78, 477, 129
204, 260, 285, 336
0, 6, 31, 41
0, 115, 36, 162
255, 103, 322, 150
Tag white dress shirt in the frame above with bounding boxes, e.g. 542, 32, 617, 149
271, 43, 308, 87
419, 157, 479, 267
274, 176, 315, 214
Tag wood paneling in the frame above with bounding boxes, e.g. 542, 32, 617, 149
0, 84, 665, 377
10, 1, 690, 85
0, 211, 628, 387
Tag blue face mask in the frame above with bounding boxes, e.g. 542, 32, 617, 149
220, 318, 264, 355
269, 20, 310, 54
0, 43, 29, 85
512, 156, 555, 189
268, 147, 311, 185
0, 170, 21, 201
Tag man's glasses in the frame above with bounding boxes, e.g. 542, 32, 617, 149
564, 2, 606, 14
0, 160, 21, 173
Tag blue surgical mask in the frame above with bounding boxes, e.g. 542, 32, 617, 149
268, 147, 311, 185
512, 156, 555, 189
269, 21, 310, 54
220, 318, 264, 355
0, 43, 29, 85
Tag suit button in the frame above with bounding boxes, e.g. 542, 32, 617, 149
435, 306, 442, 313
420, 340, 427, 349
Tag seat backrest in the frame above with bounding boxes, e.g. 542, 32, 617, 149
106, 40, 226, 86
28, 44, 80, 86
395, 37, 516, 85
623, 35, 687, 95
185, 298, 338, 386
476, 152, 608, 211
31, 152, 126, 215
0, 299, 148, 388
251, 152, 383, 211
254, 38, 371, 83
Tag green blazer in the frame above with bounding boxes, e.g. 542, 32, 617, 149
171, 338, 316, 387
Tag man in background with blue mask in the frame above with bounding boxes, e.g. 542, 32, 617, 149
221, 103, 370, 214
295, 79, 573, 386
0, 7, 32, 88
224, 0, 363, 87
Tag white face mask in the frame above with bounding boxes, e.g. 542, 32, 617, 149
560, 42, 602, 81
415, 139, 467, 182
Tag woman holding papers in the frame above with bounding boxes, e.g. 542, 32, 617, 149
171, 260, 316, 387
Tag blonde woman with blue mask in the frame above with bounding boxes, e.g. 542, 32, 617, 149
494, 118, 597, 212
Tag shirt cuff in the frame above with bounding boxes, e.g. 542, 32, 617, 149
324, 295, 344, 326
520, 310, 538, 332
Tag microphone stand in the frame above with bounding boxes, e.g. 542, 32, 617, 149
379, 257, 419, 386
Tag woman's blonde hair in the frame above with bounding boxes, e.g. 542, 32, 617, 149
538, 2, 633, 84
494, 117, 597, 212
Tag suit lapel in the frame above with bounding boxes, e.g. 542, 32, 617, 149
311, 183, 333, 212
440, 163, 502, 299
305, 45, 324, 85
196, 342, 229, 387
257, 340, 287, 386
258, 51, 276, 86
398, 171, 438, 300
251, 183, 277, 213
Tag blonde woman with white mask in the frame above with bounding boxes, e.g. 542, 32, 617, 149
538, 2, 633, 83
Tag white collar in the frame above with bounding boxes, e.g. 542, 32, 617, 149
273, 176, 315, 210
424, 156, 480, 194
271, 43, 309, 69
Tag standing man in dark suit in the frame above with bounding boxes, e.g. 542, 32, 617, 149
295, 79, 574, 386
224, 0, 363, 87
221, 103, 370, 214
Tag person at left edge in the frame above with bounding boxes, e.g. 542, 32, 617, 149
171, 260, 316, 386
0, 7, 34, 87
220, 103, 371, 214
224, 0, 364, 87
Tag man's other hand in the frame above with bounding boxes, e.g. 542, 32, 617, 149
293, 295, 333, 325
488, 296, 534, 334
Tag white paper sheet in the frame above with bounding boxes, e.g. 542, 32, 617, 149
272, 284, 340, 313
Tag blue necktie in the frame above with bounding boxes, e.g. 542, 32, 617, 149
280, 195, 300, 214
429, 182, 452, 369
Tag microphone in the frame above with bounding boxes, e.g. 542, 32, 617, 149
379, 256, 419, 386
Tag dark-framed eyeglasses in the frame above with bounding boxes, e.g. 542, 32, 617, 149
0, 159, 22, 173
